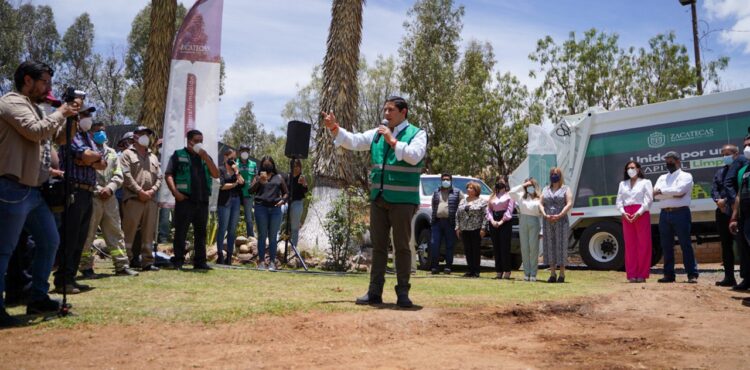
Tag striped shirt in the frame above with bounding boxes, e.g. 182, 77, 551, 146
58, 131, 100, 186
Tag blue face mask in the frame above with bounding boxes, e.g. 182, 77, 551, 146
723, 155, 734, 166
93, 131, 107, 145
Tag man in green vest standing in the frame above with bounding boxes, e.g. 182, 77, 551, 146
165, 129, 220, 270
238, 144, 257, 238
322, 96, 426, 308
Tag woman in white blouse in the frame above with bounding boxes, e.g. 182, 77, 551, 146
615, 161, 653, 283
509, 178, 543, 282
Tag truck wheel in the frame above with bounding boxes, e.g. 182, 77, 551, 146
579, 221, 625, 270
416, 229, 431, 271
511, 253, 522, 271
650, 228, 662, 266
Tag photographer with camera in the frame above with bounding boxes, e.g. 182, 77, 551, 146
0, 61, 80, 327
53, 98, 104, 295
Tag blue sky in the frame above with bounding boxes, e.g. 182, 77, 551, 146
36, 0, 750, 135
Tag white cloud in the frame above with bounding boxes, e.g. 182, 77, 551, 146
704, 0, 750, 53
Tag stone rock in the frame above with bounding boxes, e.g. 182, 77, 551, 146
239, 244, 251, 254
238, 253, 253, 264
207, 245, 218, 261
235, 236, 248, 247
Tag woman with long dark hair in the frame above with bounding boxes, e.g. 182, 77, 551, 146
288, 158, 308, 248
250, 156, 288, 271
615, 160, 653, 282
216, 149, 244, 265
486, 177, 515, 280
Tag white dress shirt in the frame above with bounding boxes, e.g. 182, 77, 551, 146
509, 184, 542, 216
653, 168, 693, 208
616, 178, 653, 215
333, 120, 427, 165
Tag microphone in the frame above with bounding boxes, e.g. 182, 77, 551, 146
374, 119, 389, 144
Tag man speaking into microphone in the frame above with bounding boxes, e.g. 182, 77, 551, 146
322, 96, 426, 308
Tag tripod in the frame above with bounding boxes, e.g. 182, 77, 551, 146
282, 157, 308, 271
58, 116, 75, 316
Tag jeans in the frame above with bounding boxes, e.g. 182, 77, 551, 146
255, 204, 283, 263
0, 177, 59, 308
289, 200, 304, 246
217, 195, 241, 263
430, 218, 456, 270
659, 207, 698, 278
242, 196, 255, 237
158, 207, 172, 242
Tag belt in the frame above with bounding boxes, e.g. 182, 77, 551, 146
662, 206, 689, 212
73, 183, 95, 192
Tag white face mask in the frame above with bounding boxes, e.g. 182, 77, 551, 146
137, 135, 150, 147
192, 142, 204, 154
240, 152, 249, 160
526, 186, 535, 195
441, 180, 451, 188
744, 146, 750, 160
78, 117, 93, 131
627, 168, 638, 178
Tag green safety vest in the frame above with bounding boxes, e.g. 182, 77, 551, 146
369, 123, 424, 204
174, 148, 212, 196
238, 159, 257, 198
738, 164, 749, 218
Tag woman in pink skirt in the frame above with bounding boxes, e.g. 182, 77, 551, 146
616, 161, 653, 282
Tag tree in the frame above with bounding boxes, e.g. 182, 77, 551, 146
89, 50, 127, 125
0, 0, 23, 93
281, 65, 323, 133
222, 101, 274, 155
18, 5, 61, 68
139, 0, 178, 135
399, 0, 464, 172
298, 0, 365, 252
58, 13, 96, 93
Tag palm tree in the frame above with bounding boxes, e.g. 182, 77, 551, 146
297, 0, 365, 252
139, 0, 177, 135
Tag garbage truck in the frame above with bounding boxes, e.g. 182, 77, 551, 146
510, 88, 750, 270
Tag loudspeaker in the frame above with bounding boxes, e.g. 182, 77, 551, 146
285, 120, 311, 159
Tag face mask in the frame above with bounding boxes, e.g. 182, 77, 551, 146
137, 135, 150, 147
550, 174, 560, 183
627, 168, 638, 178
192, 142, 204, 153
526, 186, 536, 195
78, 117, 93, 131
495, 183, 506, 192
226, 159, 235, 166
665, 162, 677, 173
240, 152, 249, 160
93, 131, 107, 145
723, 155, 734, 166
441, 180, 451, 188
744, 146, 750, 160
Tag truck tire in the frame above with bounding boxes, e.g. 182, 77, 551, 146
416, 228, 431, 271
579, 221, 625, 270
511, 253, 522, 271
650, 227, 662, 267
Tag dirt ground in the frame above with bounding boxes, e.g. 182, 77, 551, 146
2, 279, 749, 369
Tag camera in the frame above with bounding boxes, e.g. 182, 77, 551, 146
62, 87, 86, 103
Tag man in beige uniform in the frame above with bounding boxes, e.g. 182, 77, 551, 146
120, 126, 162, 271
79, 122, 138, 278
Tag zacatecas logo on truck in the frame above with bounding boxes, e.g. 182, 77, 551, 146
647, 129, 715, 148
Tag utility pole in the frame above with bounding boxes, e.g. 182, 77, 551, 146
680, 0, 703, 95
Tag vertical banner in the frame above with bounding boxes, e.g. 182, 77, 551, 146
159, 0, 224, 208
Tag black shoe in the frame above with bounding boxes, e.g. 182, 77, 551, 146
658, 276, 675, 283
716, 278, 737, 287
547, 274, 557, 283
396, 294, 413, 308
732, 280, 750, 291
355, 293, 383, 305
79, 268, 97, 280
130, 259, 142, 269
193, 263, 212, 270
115, 267, 139, 276
557, 275, 565, 283
72, 281, 91, 291
142, 265, 160, 271
216, 256, 225, 265
462, 272, 473, 278
431, 268, 439, 275
0, 309, 22, 328
26, 296, 62, 315
53, 284, 80, 295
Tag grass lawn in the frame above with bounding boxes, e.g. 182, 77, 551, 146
6, 264, 623, 327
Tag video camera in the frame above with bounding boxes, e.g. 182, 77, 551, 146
62, 87, 86, 103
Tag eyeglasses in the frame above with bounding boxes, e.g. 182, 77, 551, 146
37, 78, 51, 86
